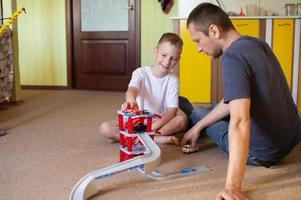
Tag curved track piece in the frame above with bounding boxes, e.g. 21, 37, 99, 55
69, 133, 161, 200
146, 166, 209, 180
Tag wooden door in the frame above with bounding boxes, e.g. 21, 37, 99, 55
72, 0, 140, 91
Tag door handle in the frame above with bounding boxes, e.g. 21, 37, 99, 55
124, 5, 134, 10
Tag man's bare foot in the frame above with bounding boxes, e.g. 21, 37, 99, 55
154, 135, 180, 145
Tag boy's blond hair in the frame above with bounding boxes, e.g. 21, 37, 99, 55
157, 32, 183, 53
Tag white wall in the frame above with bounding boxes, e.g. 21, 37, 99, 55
178, 0, 218, 17
178, 0, 301, 17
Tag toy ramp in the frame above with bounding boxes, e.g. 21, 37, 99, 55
69, 133, 161, 200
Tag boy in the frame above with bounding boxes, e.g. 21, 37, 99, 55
99, 32, 188, 145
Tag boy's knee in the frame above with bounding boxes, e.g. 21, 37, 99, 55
175, 115, 189, 129
99, 122, 111, 138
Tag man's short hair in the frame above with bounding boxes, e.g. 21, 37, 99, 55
187, 3, 235, 36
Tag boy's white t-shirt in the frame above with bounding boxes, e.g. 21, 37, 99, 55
128, 66, 179, 115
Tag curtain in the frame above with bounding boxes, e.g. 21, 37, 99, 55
0, 28, 13, 103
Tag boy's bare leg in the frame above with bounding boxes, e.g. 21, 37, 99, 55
154, 135, 180, 145
159, 115, 188, 136
99, 115, 187, 145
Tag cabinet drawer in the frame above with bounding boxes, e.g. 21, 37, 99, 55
232, 19, 260, 37
272, 19, 294, 88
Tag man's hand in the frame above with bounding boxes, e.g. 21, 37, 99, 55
216, 188, 248, 200
180, 125, 201, 148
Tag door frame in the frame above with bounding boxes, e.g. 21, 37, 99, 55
65, 0, 140, 89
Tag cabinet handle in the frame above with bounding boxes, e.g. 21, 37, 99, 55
277, 23, 291, 27
236, 23, 249, 27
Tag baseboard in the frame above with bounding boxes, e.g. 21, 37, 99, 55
0, 99, 24, 105
21, 85, 69, 90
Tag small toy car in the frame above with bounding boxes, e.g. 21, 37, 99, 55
0, 128, 7, 137
182, 144, 199, 154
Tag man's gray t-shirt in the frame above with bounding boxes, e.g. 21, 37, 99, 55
222, 36, 301, 162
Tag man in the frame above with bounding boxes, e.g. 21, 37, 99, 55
180, 3, 301, 200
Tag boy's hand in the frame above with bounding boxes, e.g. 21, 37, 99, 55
121, 102, 139, 113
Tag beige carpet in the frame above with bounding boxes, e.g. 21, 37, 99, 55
0, 89, 301, 200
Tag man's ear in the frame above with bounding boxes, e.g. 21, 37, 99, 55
208, 24, 220, 38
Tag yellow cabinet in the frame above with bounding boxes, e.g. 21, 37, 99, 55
272, 19, 294, 88
232, 19, 260, 38
179, 20, 211, 103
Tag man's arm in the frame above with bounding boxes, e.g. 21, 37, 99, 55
216, 98, 250, 200
181, 99, 230, 148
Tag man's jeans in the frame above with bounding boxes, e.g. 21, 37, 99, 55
189, 104, 273, 167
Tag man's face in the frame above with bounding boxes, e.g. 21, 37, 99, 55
188, 23, 222, 59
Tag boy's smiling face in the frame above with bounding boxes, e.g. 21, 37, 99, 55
153, 41, 181, 77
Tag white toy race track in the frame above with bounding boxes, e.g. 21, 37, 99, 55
69, 132, 161, 200
69, 132, 209, 200
70, 110, 209, 200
